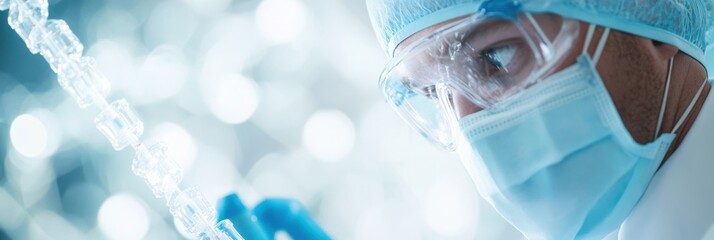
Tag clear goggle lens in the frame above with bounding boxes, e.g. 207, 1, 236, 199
379, 12, 579, 150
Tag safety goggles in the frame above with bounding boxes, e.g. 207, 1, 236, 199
378, 3, 580, 150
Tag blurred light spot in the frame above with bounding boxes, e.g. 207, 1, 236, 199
144, 0, 198, 47
34, 109, 62, 156
89, 40, 140, 99
200, 15, 258, 79
252, 82, 313, 144
424, 176, 478, 236
98, 194, 150, 240
255, 0, 307, 43
355, 200, 421, 239
6, 152, 54, 207
249, 168, 299, 198
0, 188, 26, 230
184, 146, 238, 202
201, 74, 260, 124
54, 98, 104, 148
181, 0, 230, 15
280, 150, 331, 200
28, 211, 85, 239
302, 110, 355, 162
138, 45, 190, 104
264, 45, 311, 74
275, 231, 291, 240
359, 103, 440, 164
149, 122, 197, 170
320, 9, 386, 90
92, 9, 140, 39
10, 114, 48, 158
318, 175, 385, 238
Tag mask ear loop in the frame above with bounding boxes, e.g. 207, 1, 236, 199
671, 78, 709, 135
525, 13, 552, 50
581, 24, 610, 65
582, 24, 597, 56
655, 58, 674, 138
592, 27, 610, 64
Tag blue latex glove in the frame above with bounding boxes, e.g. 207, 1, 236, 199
217, 194, 331, 240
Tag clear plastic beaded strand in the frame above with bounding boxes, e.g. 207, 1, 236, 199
1, 0, 243, 239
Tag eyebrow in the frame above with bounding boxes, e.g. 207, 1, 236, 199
461, 20, 519, 50
398, 21, 521, 86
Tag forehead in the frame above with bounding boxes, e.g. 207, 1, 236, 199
394, 17, 465, 56
394, 13, 564, 56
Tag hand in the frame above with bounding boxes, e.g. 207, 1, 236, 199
217, 193, 331, 240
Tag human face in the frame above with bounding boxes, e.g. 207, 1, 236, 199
380, 12, 579, 149
394, 14, 683, 145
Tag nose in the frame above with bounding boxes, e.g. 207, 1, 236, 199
453, 92, 483, 119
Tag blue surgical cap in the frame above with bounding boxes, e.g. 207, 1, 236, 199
367, 0, 714, 72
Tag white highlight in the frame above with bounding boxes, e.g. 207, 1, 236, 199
0, 188, 26, 230
201, 74, 260, 124
10, 114, 48, 158
98, 193, 150, 240
181, 0, 230, 15
302, 110, 355, 162
139, 45, 189, 103
88, 40, 140, 100
149, 122, 197, 171
255, 0, 307, 43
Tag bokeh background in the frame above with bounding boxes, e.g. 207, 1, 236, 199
0, 0, 523, 239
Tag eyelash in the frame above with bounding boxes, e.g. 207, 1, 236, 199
483, 45, 516, 67
474, 40, 524, 76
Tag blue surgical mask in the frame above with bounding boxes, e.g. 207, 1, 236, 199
457, 25, 708, 240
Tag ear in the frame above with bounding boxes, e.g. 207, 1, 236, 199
652, 40, 679, 60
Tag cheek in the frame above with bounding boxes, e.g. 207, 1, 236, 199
454, 93, 483, 119
596, 37, 659, 104
595, 33, 666, 143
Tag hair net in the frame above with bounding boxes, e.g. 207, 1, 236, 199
366, 0, 714, 73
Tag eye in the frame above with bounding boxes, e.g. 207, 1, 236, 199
481, 44, 517, 73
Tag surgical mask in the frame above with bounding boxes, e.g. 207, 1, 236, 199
457, 24, 709, 240
378, 2, 581, 150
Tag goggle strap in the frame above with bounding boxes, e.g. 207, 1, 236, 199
655, 58, 675, 138
582, 24, 597, 56
672, 78, 709, 135
525, 13, 552, 49
592, 27, 611, 64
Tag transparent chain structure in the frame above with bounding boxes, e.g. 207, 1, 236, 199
1, 0, 243, 239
